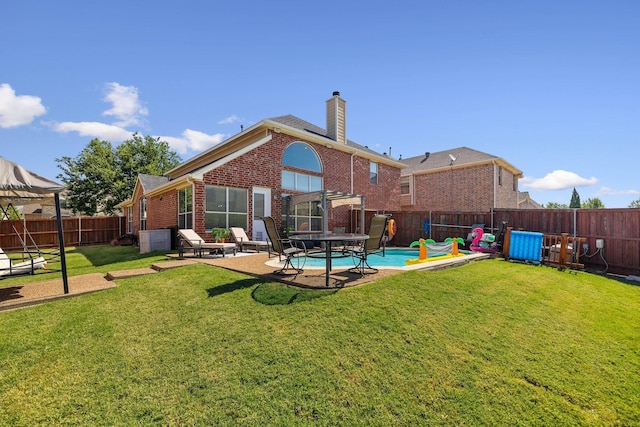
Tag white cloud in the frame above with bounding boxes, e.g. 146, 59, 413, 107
0, 83, 47, 128
102, 82, 148, 127
521, 170, 598, 191
51, 121, 134, 141
159, 129, 226, 155
595, 186, 640, 196
217, 115, 241, 125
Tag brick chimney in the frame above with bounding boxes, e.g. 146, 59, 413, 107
326, 91, 346, 144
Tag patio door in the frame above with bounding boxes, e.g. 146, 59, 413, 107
252, 187, 271, 241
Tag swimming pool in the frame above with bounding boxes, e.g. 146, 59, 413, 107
292, 248, 474, 269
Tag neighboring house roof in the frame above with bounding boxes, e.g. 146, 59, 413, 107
518, 191, 544, 209
21, 203, 74, 217
400, 146, 523, 177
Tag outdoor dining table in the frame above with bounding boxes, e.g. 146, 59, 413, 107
289, 233, 369, 287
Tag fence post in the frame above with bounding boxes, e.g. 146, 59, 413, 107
503, 227, 512, 260
560, 233, 569, 267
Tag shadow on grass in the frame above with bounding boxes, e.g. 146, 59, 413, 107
206, 277, 338, 305
69, 245, 174, 267
207, 278, 264, 298
0, 286, 23, 302
251, 282, 337, 305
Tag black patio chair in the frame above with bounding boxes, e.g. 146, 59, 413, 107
347, 214, 390, 276
262, 216, 307, 275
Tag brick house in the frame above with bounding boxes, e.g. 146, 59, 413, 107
399, 147, 523, 212
118, 92, 405, 243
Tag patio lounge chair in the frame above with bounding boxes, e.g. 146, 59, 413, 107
177, 229, 236, 258
0, 248, 47, 277
347, 214, 390, 276
262, 216, 307, 275
229, 227, 270, 253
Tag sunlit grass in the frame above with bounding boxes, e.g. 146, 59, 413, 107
0, 245, 173, 285
1, 254, 639, 425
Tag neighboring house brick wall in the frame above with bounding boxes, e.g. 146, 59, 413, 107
495, 167, 519, 208
404, 164, 517, 212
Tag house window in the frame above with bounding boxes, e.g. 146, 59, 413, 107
178, 186, 193, 229
512, 176, 517, 192
370, 161, 378, 184
205, 185, 248, 230
282, 142, 322, 172
281, 196, 323, 232
281, 142, 323, 191
498, 166, 503, 186
139, 198, 147, 231
282, 171, 322, 192
127, 206, 133, 233
400, 176, 410, 195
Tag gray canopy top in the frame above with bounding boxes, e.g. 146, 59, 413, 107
0, 157, 69, 292
0, 157, 65, 205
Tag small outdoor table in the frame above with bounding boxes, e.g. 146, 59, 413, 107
207, 242, 237, 257
289, 233, 369, 287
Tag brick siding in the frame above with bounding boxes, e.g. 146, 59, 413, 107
403, 163, 518, 212
126, 130, 401, 240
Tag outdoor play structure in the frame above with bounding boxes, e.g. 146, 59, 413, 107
405, 237, 466, 265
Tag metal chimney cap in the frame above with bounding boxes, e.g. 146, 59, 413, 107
332, 91, 340, 97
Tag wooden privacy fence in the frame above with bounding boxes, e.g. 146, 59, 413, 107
353, 208, 640, 277
0, 216, 126, 250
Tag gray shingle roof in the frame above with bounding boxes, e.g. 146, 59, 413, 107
268, 114, 392, 159
139, 174, 169, 192
400, 146, 500, 174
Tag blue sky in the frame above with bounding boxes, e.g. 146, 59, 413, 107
1, 0, 639, 208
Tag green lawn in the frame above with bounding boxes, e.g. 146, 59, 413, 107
1, 247, 639, 426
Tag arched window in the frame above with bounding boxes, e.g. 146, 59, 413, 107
281, 142, 322, 192
281, 142, 323, 231
282, 142, 322, 172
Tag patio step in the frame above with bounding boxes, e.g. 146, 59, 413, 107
151, 259, 198, 271
106, 268, 158, 281
105, 260, 197, 281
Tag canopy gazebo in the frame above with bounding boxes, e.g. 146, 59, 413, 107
0, 157, 69, 293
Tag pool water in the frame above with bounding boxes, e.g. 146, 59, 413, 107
299, 248, 470, 268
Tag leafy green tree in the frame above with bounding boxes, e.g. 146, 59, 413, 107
569, 188, 581, 208
57, 139, 116, 215
57, 134, 181, 216
582, 198, 605, 209
113, 134, 181, 207
629, 198, 640, 208
546, 202, 568, 209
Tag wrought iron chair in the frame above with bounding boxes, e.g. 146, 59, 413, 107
262, 216, 307, 275
347, 214, 390, 276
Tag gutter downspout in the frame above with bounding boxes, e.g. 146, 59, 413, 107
350, 151, 358, 231
492, 160, 498, 209
350, 151, 356, 194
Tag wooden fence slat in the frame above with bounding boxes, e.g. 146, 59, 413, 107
370, 208, 640, 277
1, 216, 125, 250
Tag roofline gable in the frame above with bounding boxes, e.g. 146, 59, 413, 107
165, 117, 406, 179
404, 157, 523, 177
